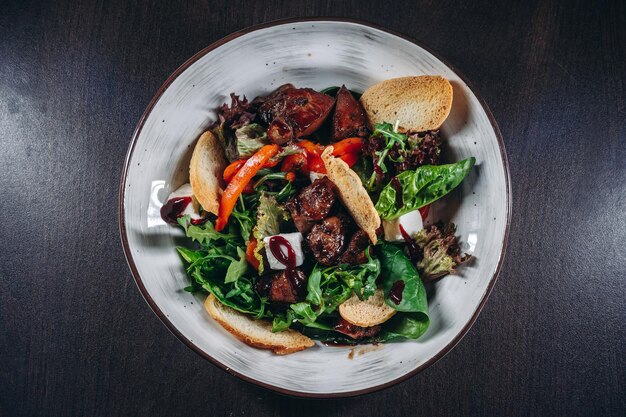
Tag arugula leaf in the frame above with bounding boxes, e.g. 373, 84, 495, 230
253, 172, 290, 189
177, 215, 238, 246
375, 157, 476, 220
230, 195, 256, 242
272, 310, 295, 332
353, 249, 379, 300
224, 247, 248, 283
304, 258, 378, 316
176, 247, 204, 264
371, 122, 407, 174
273, 181, 296, 203
290, 302, 318, 324
305, 264, 323, 306
194, 267, 269, 318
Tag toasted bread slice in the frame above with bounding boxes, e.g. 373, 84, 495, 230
338, 289, 396, 327
360, 76, 453, 132
204, 294, 314, 355
189, 131, 227, 215
321, 147, 380, 244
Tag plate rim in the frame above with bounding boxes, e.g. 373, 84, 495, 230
118, 16, 512, 398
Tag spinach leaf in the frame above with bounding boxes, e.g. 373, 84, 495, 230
298, 326, 358, 345
375, 157, 475, 220
377, 312, 430, 342
378, 242, 429, 316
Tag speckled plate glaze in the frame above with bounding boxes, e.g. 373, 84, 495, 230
119, 18, 511, 397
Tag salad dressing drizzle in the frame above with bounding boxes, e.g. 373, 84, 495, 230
160, 197, 206, 225
388, 280, 405, 305
268, 236, 304, 289
399, 224, 422, 263
391, 176, 404, 208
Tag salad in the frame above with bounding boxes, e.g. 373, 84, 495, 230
161, 76, 475, 354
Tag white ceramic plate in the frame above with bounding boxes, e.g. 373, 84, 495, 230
119, 18, 511, 397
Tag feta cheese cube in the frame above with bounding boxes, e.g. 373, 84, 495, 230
263, 232, 305, 270
167, 183, 203, 221
382, 210, 424, 242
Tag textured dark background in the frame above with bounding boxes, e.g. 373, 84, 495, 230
1, 0, 625, 416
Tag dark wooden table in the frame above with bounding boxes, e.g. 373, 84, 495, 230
1, 0, 624, 416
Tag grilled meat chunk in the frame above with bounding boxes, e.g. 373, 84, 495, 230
334, 318, 381, 339
257, 85, 335, 144
255, 268, 307, 304
307, 216, 349, 266
332, 85, 369, 141
285, 177, 337, 234
339, 229, 370, 265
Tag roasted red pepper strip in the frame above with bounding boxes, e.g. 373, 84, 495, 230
223, 159, 247, 183
280, 152, 308, 174
216, 144, 280, 231
298, 139, 327, 174
331, 137, 363, 157
331, 137, 362, 167
245, 238, 260, 270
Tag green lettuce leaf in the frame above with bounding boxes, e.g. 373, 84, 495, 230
414, 223, 470, 279
251, 193, 289, 274
375, 157, 475, 220
235, 123, 268, 158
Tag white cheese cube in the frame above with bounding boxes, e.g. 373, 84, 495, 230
263, 232, 305, 270
382, 210, 424, 242
168, 183, 193, 200
167, 183, 203, 221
